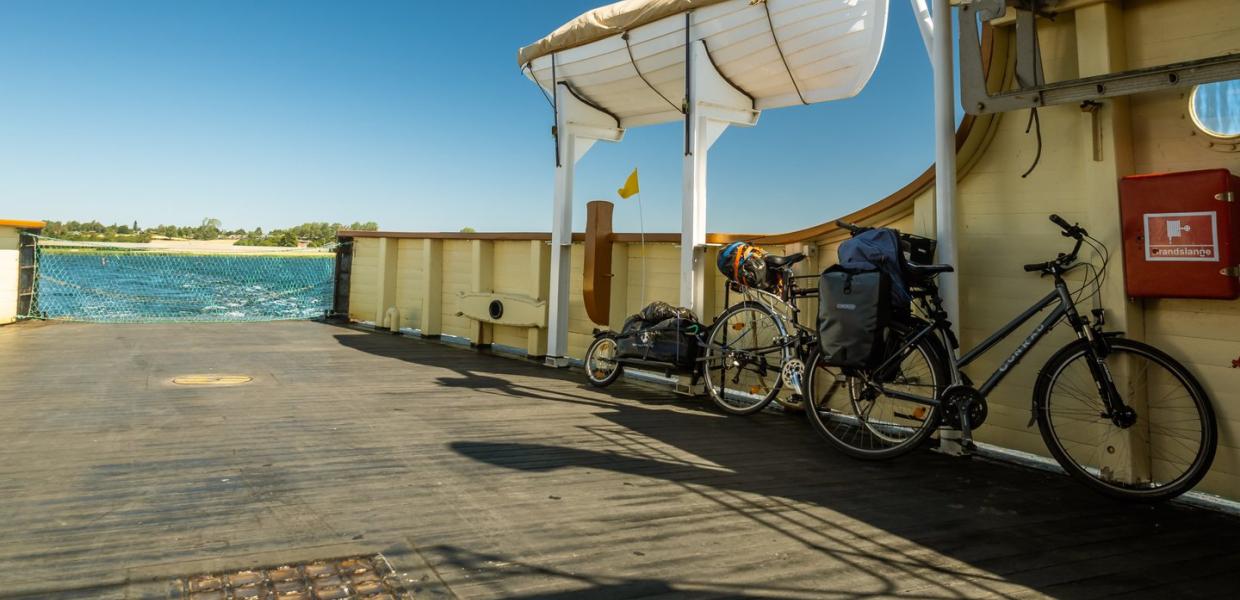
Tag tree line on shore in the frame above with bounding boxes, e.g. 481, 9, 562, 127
39, 219, 379, 247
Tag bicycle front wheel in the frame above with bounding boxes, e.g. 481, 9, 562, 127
702, 302, 787, 415
1035, 337, 1217, 501
804, 331, 945, 460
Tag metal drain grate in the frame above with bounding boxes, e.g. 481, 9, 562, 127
180, 555, 412, 600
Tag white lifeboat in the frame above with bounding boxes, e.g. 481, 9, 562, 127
519, 0, 890, 127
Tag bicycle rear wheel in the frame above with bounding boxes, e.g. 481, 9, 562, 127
805, 331, 945, 459
702, 301, 786, 415
1035, 337, 1217, 501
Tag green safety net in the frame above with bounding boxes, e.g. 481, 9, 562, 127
23, 235, 337, 323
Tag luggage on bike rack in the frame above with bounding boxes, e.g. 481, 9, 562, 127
837, 228, 913, 307
717, 242, 772, 290
901, 233, 937, 267
817, 265, 891, 368
615, 302, 703, 372
637, 300, 696, 323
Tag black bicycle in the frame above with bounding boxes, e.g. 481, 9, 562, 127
701, 251, 820, 415
805, 215, 1218, 501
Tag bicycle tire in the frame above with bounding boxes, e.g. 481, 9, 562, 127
1035, 337, 1217, 502
584, 335, 624, 388
702, 301, 787, 415
804, 329, 947, 460
775, 394, 805, 413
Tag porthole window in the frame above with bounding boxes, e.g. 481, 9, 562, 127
1189, 79, 1240, 140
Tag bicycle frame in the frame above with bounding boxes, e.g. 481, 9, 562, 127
712, 270, 820, 396
868, 272, 1104, 409
719, 272, 818, 342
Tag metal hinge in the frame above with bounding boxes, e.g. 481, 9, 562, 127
1217, 191, 1235, 203
1222, 266, 1240, 277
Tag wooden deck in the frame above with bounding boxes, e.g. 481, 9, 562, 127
1, 320, 1237, 599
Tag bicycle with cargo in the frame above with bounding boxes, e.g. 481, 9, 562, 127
583, 241, 820, 416
805, 215, 1217, 501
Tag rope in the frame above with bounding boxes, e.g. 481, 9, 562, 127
637, 191, 648, 306
624, 33, 684, 114
762, 0, 808, 105
701, 38, 755, 105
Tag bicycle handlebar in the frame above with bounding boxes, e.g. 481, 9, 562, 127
836, 220, 866, 235
1049, 213, 1088, 240
1024, 215, 1088, 273
840, 215, 1089, 276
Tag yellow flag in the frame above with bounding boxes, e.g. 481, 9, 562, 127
617, 168, 640, 199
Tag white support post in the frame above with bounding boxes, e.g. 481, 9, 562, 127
926, 0, 965, 456
546, 82, 623, 367
681, 39, 760, 316
932, 0, 960, 334
910, 0, 935, 60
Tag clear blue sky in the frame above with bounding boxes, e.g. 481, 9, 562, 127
0, 0, 945, 235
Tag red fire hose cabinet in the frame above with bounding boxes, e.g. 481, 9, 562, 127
1119, 169, 1240, 299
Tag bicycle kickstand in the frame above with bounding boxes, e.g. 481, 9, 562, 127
937, 401, 979, 458
958, 407, 978, 454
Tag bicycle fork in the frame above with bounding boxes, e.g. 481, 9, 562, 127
1076, 317, 1136, 429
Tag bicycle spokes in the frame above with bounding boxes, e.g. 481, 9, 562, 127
1040, 340, 1213, 497
704, 304, 788, 415
807, 339, 942, 458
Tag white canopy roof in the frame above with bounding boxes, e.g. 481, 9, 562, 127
520, 0, 889, 127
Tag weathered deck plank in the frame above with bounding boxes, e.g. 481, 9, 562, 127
0, 321, 1236, 599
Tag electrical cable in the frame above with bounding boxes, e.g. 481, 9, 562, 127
1069, 234, 1110, 309
1021, 107, 1043, 178
1020, 8, 1046, 179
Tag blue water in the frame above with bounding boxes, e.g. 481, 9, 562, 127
34, 252, 335, 323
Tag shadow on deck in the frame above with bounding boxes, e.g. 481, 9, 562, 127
0, 320, 1236, 599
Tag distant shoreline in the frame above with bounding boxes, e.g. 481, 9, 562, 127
38, 238, 335, 256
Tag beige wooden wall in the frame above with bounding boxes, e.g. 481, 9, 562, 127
1124, 0, 1240, 496
346, 236, 686, 359
343, 212, 917, 410
904, 0, 1240, 497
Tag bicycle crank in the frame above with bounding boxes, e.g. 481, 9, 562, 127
940, 384, 989, 430
780, 358, 805, 396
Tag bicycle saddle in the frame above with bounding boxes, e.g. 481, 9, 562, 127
763, 252, 806, 268
905, 262, 954, 277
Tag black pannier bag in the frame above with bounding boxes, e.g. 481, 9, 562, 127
615, 303, 702, 371
817, 265, 891, 368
